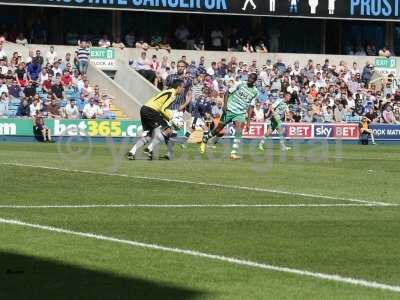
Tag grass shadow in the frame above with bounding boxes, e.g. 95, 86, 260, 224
0, 250, 206, 300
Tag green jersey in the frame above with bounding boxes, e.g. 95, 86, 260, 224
272, 99, 288, 120
227, 82, 258, 115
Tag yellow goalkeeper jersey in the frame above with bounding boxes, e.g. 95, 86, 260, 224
144, 89, 176, 121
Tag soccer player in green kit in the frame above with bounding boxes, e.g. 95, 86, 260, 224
258, 92, 291, 151
200, 73, 258, 160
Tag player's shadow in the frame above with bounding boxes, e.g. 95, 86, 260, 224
0, 250, 205, 300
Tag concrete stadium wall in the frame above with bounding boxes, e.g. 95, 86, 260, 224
86, 63, 142, 119
113, 59, 159, 105
6, 43, 399, 74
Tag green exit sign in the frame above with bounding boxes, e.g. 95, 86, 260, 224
90, 48, 115, 60
375, 58, 396, 69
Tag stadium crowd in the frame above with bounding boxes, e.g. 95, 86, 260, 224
131, 52, 400, 125
0, 42, 115, 120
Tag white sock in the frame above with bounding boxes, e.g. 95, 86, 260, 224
147, 127, 164, 152
167, 138, 176, 159
130, 136, 150, 155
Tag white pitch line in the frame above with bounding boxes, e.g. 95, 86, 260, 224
0, 203, 398, 209
1, 217, 400, 293
0, 162, 391, 206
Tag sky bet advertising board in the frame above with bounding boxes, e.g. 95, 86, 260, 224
2, 0, 400, 21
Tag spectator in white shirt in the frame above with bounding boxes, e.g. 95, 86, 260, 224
99, 35, 111, 48
65, 99, 80, 119
0, 78, 8, 95
15, 32, 28, 46
0, 45, 6, 60
46, 46, 58, 64
39, 68, 49, 85
83, 98, 102, 119
29, 98, 42, 117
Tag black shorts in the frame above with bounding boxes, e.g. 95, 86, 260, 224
140, 106, 169, 132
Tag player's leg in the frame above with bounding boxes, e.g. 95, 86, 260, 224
258, 124, 273, 150
367, 129, 376, 145
128, 106, 154, 160
200, 112, 228, 153
128, 131, 151, 159
146, 122, 172, 160
230, 120, 244, 160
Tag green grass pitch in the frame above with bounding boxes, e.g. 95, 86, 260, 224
0, 142, 400, 299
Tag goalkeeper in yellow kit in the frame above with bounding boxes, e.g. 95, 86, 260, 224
128, 79, 184, 160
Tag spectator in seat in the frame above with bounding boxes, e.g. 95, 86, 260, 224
0, 92, 9, 117
255, 41, 268, 53
46, 46, 58, 65
382, 104, 398, 124
61, 69, 73, 87
378, 46, 391, 58
242, 40, 254, 53
99, 34, 111, 48
29, 96, 42, 117
42, 73, 53, 93
34, 50, 44, 66
0, 77, 8, 95
8, 78, 21, 99
23, 81, 36, 100
210, 28, 224, 51
46, 97, 60, 119
83, 98, 102, 119
125, 31, 136, 48
98, 94, 115, 119
131, 51, 156, 84
251, 101, 265, 122
51, 75, 65, 100
39, 67, 49, 85
174, 24, 190, 49
26, 59, 41, 82
65, 99, 80, 119
15, 32, 28, 46
0, 44, 6, 60
17, 98, 30, 117
112, 36, 125, 50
